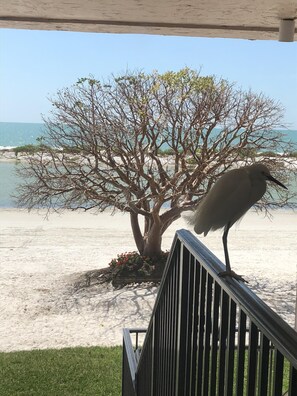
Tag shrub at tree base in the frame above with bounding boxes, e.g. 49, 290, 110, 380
104, 251, 169, 286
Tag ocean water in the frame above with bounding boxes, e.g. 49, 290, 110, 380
1, 121, 297, 148
0, 122, 46, 149
1, 122, 297, 208
0, 161, 21, 207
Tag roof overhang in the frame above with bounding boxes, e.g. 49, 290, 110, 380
0, 0, 296, 41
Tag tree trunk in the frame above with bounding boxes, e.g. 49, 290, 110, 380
143, 231, 162, 257
130, 212, 165, 274
130, 212, 163, 257
143, 222, 164, 275
130, 212, 145, 254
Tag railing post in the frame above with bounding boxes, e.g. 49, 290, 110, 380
122, 329, 138, 396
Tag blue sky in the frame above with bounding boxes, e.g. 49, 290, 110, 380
1, 29, 297, 128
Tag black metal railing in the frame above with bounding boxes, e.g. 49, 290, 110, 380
123, 229, 297, 395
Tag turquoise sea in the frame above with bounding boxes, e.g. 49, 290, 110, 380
0, 122, 46, 208
0, 122, 297, 208
1, 121, 297, 149
0, 122, 46, 149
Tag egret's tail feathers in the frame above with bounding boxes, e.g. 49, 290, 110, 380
194, 223, 209, 236
186, 209, 208, 236
194, 223, 203, 234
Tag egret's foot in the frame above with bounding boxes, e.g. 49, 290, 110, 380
218, 270, 247, 283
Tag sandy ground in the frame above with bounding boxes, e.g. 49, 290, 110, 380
0, 208, 296, 352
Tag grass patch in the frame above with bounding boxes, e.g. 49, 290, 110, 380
0, 346, 122, 396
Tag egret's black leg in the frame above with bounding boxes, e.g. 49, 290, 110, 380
222, 223, 231, 273
219, 222, 247, 282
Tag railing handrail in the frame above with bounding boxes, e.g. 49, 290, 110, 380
137, 229, 297, 371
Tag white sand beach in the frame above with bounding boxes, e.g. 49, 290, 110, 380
0, 208, 296, 352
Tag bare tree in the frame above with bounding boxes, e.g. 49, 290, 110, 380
16, 68, 295, 269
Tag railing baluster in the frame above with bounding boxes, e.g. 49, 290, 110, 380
209, 281, 221, 396
225, 299, 236, 396
190, 257, 201, 395
195, 265, 207, 395
247, 321, 259, 395
257, 332, 270, 395
184, 253, 198, 396
202, 273, 214, 396
177, 246, 192, 395
288, 364, 297, 395
272, 349, 284, 396
218, 290, 229, 395
236, 309, 247, 396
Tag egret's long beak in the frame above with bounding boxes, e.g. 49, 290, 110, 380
266, 174, 287, 190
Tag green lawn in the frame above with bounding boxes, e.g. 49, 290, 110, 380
0, 346, 122, 396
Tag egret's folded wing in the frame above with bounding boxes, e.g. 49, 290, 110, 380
192, 169, 252, 234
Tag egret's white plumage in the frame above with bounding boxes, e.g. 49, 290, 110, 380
192, 163, 287, 281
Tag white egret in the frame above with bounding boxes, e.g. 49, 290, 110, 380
191, 163, 287, 281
